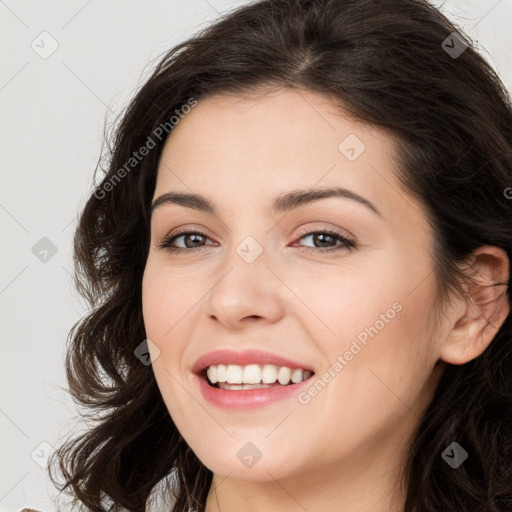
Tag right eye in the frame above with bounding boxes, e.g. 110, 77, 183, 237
157, 229, 217, 253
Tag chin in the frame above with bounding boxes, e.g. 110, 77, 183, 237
192, 439, 302, 481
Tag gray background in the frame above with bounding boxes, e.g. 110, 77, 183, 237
1, 1, 511, 510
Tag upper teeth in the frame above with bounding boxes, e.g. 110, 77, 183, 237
206, 364, 313, 385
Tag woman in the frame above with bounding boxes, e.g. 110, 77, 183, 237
48, 0, 512, 511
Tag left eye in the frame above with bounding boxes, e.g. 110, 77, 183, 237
157, 229, 356, 254
293, 230, 356, 253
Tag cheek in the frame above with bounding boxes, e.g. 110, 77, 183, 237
141, 261, 189, 392
293, 286, 439, 466
277, 259, 396, 348
288, 255, 439, 404
323, 278, 439, 428
142, 262, 203, 432
141, 258, 200, 343
141, 257, 213, 397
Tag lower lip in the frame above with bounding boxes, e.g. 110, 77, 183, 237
194, 373, 314, 409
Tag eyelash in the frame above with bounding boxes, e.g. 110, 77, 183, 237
157, 227, 356, 254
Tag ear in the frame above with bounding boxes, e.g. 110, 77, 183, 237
439, 245, 510, 365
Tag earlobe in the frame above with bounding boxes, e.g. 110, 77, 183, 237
439, 245, 510, 366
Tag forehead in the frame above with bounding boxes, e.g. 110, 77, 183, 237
154, 88, 403, 219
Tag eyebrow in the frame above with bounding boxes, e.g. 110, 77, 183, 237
150, 186, 382, 218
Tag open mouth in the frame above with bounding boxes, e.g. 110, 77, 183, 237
201, 364, 315, 390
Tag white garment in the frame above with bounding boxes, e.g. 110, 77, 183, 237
144, 472, 178, 512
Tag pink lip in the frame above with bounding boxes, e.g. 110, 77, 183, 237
191, 349, 314, 374
191, 349, 315, 410
194, 373, 313, 409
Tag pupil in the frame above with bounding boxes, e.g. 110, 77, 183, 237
186, 234, 203, 248
315, 233, 333, 247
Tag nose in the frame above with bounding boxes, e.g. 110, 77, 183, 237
204, 244, 285, 331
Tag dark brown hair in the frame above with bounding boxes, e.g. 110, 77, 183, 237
49, 0, 512, 510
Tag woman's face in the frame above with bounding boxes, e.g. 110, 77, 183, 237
142, 87, 444, 483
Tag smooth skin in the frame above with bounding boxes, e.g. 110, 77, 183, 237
142, 87, 510, 512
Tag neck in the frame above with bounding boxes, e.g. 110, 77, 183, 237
204, 430, 411, 512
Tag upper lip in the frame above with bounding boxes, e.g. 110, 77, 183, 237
192, 349, 315, 375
